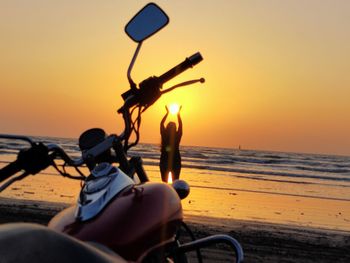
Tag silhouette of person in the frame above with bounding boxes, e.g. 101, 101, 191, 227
159, 105, 182, 182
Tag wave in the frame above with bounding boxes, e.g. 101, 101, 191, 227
141, 159, 350, 183
295, 165, 350, 174
181, 163, 350, 183
1, 136, 350, 184
190, 185, 350, 202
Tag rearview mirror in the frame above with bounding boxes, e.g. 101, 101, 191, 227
125, 3, 169, 43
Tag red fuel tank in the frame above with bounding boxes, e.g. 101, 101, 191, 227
49, 182, 183, 261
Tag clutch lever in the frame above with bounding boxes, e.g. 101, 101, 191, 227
161, 78, 205, 95
141, 78, 205, 114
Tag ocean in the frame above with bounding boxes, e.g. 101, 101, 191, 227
1, 136, 350, 231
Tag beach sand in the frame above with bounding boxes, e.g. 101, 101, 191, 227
0, 154, 349, 262
0, 197, 349, 263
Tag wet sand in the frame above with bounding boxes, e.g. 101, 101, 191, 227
2, 167, 350, 232
0, 197, 349, 263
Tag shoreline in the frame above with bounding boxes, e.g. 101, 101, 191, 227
0, 197, 349, 262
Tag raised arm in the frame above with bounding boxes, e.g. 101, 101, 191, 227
177, 107, 183, 138
160, 106, 169, 135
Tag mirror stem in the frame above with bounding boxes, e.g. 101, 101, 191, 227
127, 42, 143, 89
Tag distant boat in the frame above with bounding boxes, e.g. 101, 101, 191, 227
238, 145, 241, 150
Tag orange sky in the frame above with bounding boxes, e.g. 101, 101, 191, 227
1, 1, 349, 155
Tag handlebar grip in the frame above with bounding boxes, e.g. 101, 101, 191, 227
0, 160, 21, 182
158, 52, 203, 84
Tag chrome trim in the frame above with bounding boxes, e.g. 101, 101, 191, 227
75, 163, 135, 221
127, 42, 143, 85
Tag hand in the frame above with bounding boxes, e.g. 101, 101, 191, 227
177, 105, 182, 115
165, 105, 169, 114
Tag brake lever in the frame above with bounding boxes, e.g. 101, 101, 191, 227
161, 78, 205, 95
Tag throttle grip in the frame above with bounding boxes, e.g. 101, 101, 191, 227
158, 52, 203, 84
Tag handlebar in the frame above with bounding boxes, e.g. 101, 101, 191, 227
0, 133, 137, 191
0, 134, 119, 185
118, 52, 203, 113
0, 141, 52, 183
46, 144, 84, 166
158, 52, 203, 84
0, 160, 22, 182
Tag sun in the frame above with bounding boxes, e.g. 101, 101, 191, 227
169, 103, 180, 115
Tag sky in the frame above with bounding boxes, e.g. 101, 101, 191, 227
1, 0, 349, 156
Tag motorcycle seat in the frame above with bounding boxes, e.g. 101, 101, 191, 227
0, 223, 126, 263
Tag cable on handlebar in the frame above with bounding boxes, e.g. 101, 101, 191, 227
129, 106, 142, 149
51, 161, 86, 180
124, 105, 144, 151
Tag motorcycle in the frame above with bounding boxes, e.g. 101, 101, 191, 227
0, 3, 243, 263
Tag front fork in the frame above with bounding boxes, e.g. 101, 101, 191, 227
112, 140, 149, 183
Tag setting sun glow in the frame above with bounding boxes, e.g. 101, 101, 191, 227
167, 172, 173, 184
169, 104, 180, 115
1, 1, 350, 155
